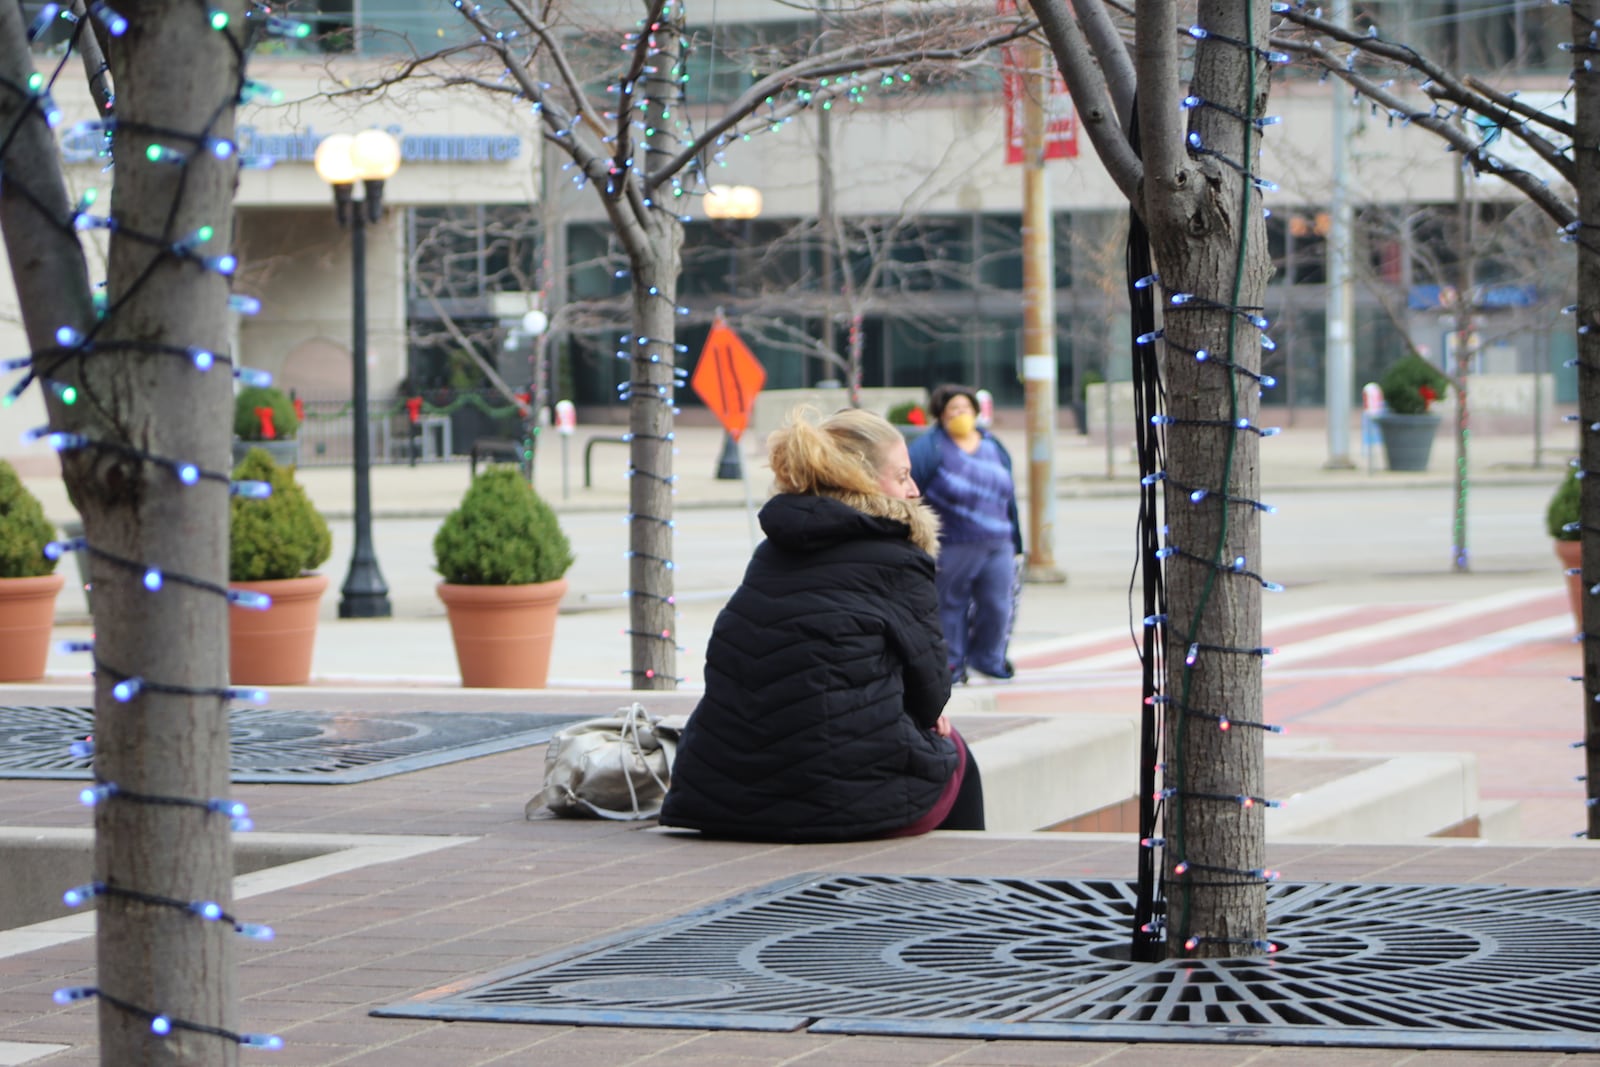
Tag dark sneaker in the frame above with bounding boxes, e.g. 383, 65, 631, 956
970, 663, 1014, 682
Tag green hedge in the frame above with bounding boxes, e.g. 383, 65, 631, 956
1548, 465, 1583, 542
434, 467, 573, 585
1379, 354, 1451, 416
234, 385, 300, 441
230, 448, 331, 581
0, 459, 57, 579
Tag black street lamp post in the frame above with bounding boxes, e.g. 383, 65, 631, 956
314, 130, 400, 618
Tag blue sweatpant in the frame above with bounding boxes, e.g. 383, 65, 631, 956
936, 539, 1015, 679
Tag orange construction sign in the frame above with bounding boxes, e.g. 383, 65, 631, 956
690, 320, 766, 441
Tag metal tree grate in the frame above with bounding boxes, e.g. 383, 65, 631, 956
375, 874, 1600, 1051
0, 705, 585, 784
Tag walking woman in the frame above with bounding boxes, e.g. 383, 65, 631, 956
907, 384, 1023, 683
660, 407, 984, 841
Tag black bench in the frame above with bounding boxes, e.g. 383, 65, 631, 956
470, 437, 531, 479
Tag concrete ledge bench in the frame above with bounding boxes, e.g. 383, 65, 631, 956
948, 708, 1492, 841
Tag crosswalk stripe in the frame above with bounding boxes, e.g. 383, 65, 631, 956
1008, 587, 1566, 677
1264, 586, 1559, 668
1370, 614, 1575, 673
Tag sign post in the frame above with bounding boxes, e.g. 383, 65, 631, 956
555, 399, 576, 499
691, 319, 767, 545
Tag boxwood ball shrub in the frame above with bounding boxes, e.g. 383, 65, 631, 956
1548, 465, 1582, 542
1378, 353, 1452, 416
234, 384, 300, 441
886, 400, 930, 427
0, 458, 58, 579
230, 448, 332, 581
434, 466, 574, 586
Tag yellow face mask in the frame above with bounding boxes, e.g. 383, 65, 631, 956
945, 413, 977, 438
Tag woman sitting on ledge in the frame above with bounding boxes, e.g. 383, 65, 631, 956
660, 406, 984, 842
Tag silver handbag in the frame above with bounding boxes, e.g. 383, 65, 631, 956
530, 703, 684, 820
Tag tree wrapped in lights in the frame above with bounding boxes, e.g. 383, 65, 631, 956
1023, 0, 1279, 959
0, 2, 294, 1060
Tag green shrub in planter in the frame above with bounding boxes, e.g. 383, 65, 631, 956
886, 400, 929, 426
0, 458, 58, 578
230, 448, 332, 581
1548, 465, 1582, 542
234, 384, 300, 441
434, 466, 573, 585
1379, 353, 1452, 416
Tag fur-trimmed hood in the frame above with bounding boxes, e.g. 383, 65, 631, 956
759, 491, 941, 559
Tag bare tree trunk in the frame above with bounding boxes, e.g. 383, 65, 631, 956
1575, 0, 1600, 839
1143, 0, 1272, 957
90, 9, 241, 1062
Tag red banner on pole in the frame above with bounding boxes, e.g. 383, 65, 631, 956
1002, 46, 1078, 165
995, 0, 1077, 165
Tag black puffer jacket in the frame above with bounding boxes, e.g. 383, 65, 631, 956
660, 492, 956, 842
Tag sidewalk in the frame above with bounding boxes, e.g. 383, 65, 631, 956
17, 415, 1577, 528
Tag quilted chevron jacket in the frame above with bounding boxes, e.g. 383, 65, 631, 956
660, 491, 957, 842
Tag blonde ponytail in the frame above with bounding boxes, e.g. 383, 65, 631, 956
767, 406, 900, 497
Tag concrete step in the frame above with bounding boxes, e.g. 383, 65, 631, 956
955, 712, 1487, 842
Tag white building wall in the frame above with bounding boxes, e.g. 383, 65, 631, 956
0, 39, 1568, 463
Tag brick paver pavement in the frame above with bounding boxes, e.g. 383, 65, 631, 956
0, 684, 1596, 1066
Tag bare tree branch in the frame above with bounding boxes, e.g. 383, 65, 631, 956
1272, 5, 1575, 218
1134, 0, 1184, 223
649, 19, 1036, 190
1271, 37, 1576, 229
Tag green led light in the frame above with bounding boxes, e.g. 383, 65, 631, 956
27, 72, 43, 91
209, 9, 229, 29
195, 225, 214, 243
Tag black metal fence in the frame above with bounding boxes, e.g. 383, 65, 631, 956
294, 390, 529, 467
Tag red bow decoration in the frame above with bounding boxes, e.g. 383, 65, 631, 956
254, 406, 277, 440
907, 407, 927, 426
292, 396, 305, 421
405, 396, 423, 424
1419, 385, 1438, 408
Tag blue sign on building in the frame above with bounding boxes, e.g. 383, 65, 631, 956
61, 122, 521, 166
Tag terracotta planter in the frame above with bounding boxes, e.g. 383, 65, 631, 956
0, 573, 64, 682
1556, 539, 1584, 633
437, 578, 567, 688
229, 573, 329, 686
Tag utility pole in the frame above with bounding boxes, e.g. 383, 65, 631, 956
1020, 36, 1065, 583
1323, 0, 1356, 469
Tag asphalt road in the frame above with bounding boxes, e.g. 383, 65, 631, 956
317, 480, 1556, 620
